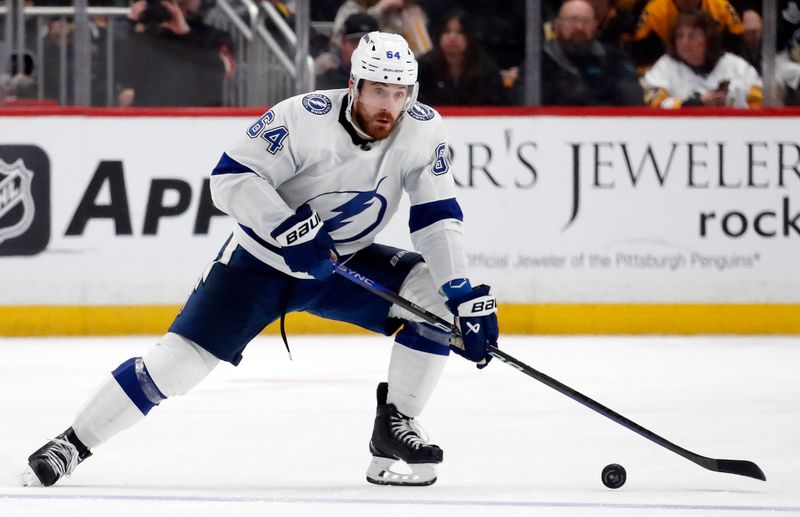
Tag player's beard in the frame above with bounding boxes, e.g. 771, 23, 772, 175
354, 103, 399, 140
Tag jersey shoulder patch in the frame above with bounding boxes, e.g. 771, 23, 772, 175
407, 102, 436, 121
301, 93, 333, 115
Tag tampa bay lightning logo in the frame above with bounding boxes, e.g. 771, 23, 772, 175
407, 102, 435, 121
302, 93, 333, 115
306, 177, 388, 244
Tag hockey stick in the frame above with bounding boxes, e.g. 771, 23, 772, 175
332, 261, 766, 482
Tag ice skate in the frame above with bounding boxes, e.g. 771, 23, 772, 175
366, 382, 442, 486
22, 427, 92, 487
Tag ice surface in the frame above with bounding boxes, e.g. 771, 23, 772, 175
1, 335, 798, 517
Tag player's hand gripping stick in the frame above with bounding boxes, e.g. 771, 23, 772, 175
445, 285, 498, 368
271, 204, 336, 280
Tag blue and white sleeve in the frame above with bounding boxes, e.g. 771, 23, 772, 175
209, 105, 297, 240
403, 140, 469, 290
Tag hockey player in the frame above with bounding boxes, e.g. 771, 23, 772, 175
22, 31, 499, 488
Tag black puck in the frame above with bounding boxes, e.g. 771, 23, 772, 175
601, 463, 626, 489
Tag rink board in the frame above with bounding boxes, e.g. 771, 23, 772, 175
1, 107, 798, 335
2, 304, 799, 336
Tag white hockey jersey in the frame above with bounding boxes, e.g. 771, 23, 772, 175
210, 89, 467, 288
641, 52, 763, 108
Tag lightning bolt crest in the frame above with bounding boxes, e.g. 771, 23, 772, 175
321, 177, 387, 234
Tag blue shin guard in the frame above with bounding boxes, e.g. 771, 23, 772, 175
111, 357, 167, 415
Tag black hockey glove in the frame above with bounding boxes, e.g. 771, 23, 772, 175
270, 204, 336, 280
445, 285, 498, 369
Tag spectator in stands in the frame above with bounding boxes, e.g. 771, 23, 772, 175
776, 0, 800, 105
0, 52, 36, 104
778, 0, 800, 51
421, 0, 526, 90
777, 33, 800, 105
628, 0, 746, 70
333, 0, 432, 56
316, 12, 379, 90
31, 6, 113, 105
724, 0, 761, 67
416, 8, 508, 106
729, 1, 761, 48
116, 0, 234, 106
544, 0, 636, 47
640, 11, 762, 108
538, 0, 643, 106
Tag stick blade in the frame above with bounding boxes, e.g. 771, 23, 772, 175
714, 459, 766, 481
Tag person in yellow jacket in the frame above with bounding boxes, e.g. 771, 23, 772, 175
629, 0, 745, 70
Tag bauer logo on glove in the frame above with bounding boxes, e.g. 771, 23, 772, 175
445, 285, 499, 368
273, 207, 322, 246
465, 298, 496, 316
270, 204, 336, 280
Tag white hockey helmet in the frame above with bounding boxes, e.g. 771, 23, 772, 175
350, 31, 418, 86
346, 31, 419, 134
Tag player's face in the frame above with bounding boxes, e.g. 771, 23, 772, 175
675, 25, 706, 66
354, 80, 410, 140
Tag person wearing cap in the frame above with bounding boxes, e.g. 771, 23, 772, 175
316, 12, 380, 90
24, 31, 499, 489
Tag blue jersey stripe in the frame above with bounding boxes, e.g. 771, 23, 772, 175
239, 224, 284, 255
212, 152, 254, 176
408, 198, 463, 233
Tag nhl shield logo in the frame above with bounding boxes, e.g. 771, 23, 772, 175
0, 146, 50, 256
0, 159, 36, 244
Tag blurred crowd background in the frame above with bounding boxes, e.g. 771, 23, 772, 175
1, 0, 798, 108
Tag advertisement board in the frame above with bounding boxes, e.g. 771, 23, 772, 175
1, 108, 798, 334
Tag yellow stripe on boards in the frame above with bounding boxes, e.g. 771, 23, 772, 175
0, 306, 369, 336
1, 304, 799, 336
497, 304, 800, 334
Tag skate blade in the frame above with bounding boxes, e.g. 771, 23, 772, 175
20, 465, 43, 487
365, 456, 437, 486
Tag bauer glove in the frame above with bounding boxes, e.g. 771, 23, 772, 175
445, 285, 499, 368
271, 204, 336, 280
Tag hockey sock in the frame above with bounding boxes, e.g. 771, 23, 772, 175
71, 371, 152, 449
70, 333, 219, 449
387, 322, 450, 418
389, 263, 452, 323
